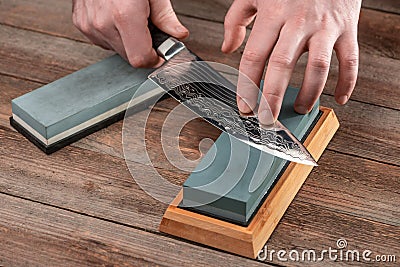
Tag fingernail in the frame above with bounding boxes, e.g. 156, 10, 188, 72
295, 105, 309, 114
238, 98, 251, 113
259, 110, 274, 125
176, 25, 188, 34
337, 95, 348, 105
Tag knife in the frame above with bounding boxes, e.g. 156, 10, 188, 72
146, 22, 318, 169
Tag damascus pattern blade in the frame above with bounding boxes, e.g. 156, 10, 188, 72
149, 48, 317, 166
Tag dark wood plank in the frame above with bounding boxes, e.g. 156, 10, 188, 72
173, 0, 232, 21
0, 1, 399, 109
0, 24, 112, 84
78, 93, 400, 166
299, 150, 400, 226
266, 200, 399, 266
291, 53, 400, 110
1, 108, 398, 221
176, 2, 400, 61
1, 20, 399, 164
1, 58, 398, 257
362, 0, 400, 14
0, 193, 269, 267
0, 126, 398, 266
358, 9, 400, 60
0, 0, 86, 42
0, 0, 398, 264
0, 125, 186, 231
320, 94, 400, 166
2, 69, 399, 169
0, 75, 42, 127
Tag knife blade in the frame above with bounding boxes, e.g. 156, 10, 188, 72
146, 22, 317, 167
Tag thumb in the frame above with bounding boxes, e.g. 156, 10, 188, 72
149, 0, 189, 39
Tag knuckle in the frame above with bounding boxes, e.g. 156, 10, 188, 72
155, 7, 175, 22
92, 18, 108, 32
242, 50, 265, 64
269, 53, 294, 69
224, 16, 234, 29
113, 8, 129, 24
224, 10, 236, 28
343, 53, 359, 68
292, 16, 307, 29
113, 1, 149, 23
129, 56, 147, 68
265, 91, 282, 101
310, 55, 331, 71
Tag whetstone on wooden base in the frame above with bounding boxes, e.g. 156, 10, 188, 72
159, 107, 339, 258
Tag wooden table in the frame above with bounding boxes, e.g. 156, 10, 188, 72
0, 1, 399, 266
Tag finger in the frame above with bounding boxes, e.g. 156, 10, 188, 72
334, 33, 359, 105
236, 16, 283, 114
75, 1, 113, 50
295, 32, 335, 114
149, 0, 189, 39
97, 27, 128, 60
114, 3, 161, 68
259, 25, 308, 123
222, 0, 257, 53
89, 5, 128, 59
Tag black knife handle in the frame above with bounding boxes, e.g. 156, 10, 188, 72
148, 20, 171, 49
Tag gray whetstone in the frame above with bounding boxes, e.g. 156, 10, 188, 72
182, 87, 320, 225
12, 55, 160, 139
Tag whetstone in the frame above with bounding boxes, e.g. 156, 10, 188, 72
10, 55, 165, 154
182, 87, 321, 226
160, 99, 339, 258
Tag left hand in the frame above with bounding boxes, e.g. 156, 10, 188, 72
222, 0, 362, 123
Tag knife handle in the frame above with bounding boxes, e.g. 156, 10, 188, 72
148, 20, 185, 61
148, 21, 171, 49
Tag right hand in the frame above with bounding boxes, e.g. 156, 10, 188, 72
72, 0, 189, 68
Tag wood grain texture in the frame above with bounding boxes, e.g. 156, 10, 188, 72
0, 1, 399, 108
0, 75, 41, 128
0, 24, 112, 84
1, 99, 399, 227
266, 201, 399, 266
160, 107, 340, 258
0, 25, 399, 166
362, 0, 400, 14
0, 110, 398, 264
0, 75, 399, 228
0, 193, 269, 267
0, 0, 399, 265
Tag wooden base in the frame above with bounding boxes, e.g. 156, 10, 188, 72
159, 107, 339, 258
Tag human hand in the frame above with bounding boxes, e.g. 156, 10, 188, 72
222, 0, 362, 124
72, 0, 189, 68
